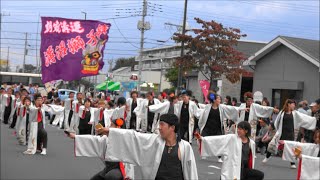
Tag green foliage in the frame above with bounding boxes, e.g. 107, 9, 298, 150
112, 57, 137, 71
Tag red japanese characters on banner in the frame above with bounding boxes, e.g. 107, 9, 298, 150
43, 24, 109, 67
40, 17, 111, 83
44, 20, 84, 34
199, 80, 210, 103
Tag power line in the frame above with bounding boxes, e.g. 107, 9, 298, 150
112, 19, 140, 48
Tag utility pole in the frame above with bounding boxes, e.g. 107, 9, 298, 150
0, 12, 10, 31
137, 0, 150, 91
177, 0, 188, 92
6, 47, 9, 72
79, 11, 87, 92
22, 33, 28, 73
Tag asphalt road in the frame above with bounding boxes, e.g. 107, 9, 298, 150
1, 122, 297, 180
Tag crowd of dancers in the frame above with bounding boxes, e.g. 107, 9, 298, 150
0, 84, 319, 180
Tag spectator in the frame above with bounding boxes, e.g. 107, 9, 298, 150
258, 122, 276, 155
231, 97, 237, 106
224, 95, 232, 105
47, 88, 54, 100
29, 84, 35, 101
297, 101, 308, 114
302, 100, 309, 111
256, 118, 269, 155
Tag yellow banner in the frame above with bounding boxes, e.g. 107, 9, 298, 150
0, 60, 8, 65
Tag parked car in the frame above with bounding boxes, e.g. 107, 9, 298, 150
58, 89, 77, 101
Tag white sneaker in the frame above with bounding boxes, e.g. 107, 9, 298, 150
41, 148, 47, 155
262, 157, 270, 163
290, 164, 296, 169
23, 150, 33, 155
218, 158, 223, 163
201, 156, 207, 160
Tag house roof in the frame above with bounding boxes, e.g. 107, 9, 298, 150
281, 36, 319, 61
112, 66, 131, 74
244, 36, 320, 67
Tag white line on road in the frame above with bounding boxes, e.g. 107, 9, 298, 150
208, 165, 221, 169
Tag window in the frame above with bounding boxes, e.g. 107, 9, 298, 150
272, 89, 302, 108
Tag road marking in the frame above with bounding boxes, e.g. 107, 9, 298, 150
208, 165, 221, 169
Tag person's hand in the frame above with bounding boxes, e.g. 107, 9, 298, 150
245, 108, 250, 112
69, 133, 75, 139
292, 147, 302, 159
273, 108, 279, 113
88, 122, 93, 125
96, 127, 109, 135
194, 131, 202, 140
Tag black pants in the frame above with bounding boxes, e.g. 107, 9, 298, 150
79, 127, 92, 135
37, 122, 48, 149
26, 114, 30, 143
193, 118, 199, 135
147, 117, 154, 132
10, 110, 17, 128
130, 116, 136, 129
266, 152, 295, 166
50, 115, 56, 124
90, 169, 122, 180
242, 168, 264, 180
3, 106, 12, 124
180, 125, 189, 142
68, 110, 73, 126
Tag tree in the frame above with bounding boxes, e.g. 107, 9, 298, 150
165, 66, 189, 88
173, 18, 247, 89
19, 64, 37, 73
165, 68, 179, 87
112, 57, 137, 71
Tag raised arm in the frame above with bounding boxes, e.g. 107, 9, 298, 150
74, 135, 107, 158
198, 134, 233, 157
148, 101, 170, 114
104, 128, 161, 166
248, 103, 275, 123
294, 111, 317, 130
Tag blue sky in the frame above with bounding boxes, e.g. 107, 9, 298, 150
1, 0, 319, 72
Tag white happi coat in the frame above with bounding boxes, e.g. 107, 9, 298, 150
63, 98, 74, 130
90, 108, 114, 129
247, 103, 274, 139
1, 94, 15, 122
78, 106, 95, 134
106, 128, 198, 180
148, 101, 175, 133
238, 103, 274, 123
283, 140, 319, 162
25, 105, 47, 154
48, 105, 65, 127
269, 110, 317, 155
13, 100, 22, 130
8, 98, 20, 124
136, 98, 161, 132
298, 155, 320, 180
126, 98, 142, 130
174, 100, 200, 143
0, 94, 3, 121
0, 94, 6, 121
69, 99, 83, 134
74, 134, 134, 179
198, 104, 241, 134
200, 134, 256, 180
198, 103, 206, 109
17, 104, 31, 143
